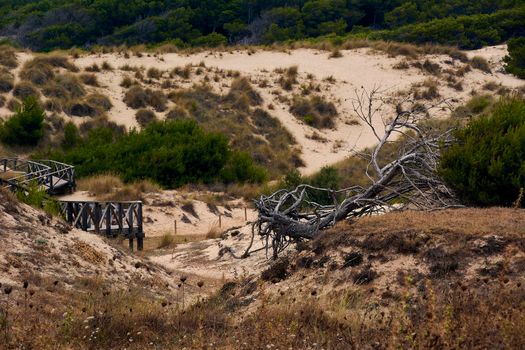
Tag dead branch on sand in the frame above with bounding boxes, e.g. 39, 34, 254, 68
222, 87, 460, 259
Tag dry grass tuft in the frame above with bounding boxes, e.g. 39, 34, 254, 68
290, 95, 338, 129
470, 56, 491, 73
157, 232, 175, 249
0, 70, 14, 93
77, 174, 160, 201
205, 224, 222, 239
135, 109, 157, 127
0, 45, 18, 68
85, 93, 113, 111
79, 73, 99, 87
13, 81, 40, 100
124, 86, 167, 111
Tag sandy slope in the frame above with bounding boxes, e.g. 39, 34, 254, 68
3, 45, 523, 175
72, 45, 523, 174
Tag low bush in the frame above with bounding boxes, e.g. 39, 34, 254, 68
290, 95, 338, 128
0, 97, 44, 146
226, 77, 262, 106
0, 70, 14, 93
135, 109, 157, 127
440, 96, 525, 207
85, 93, 112, 111
13, 81, 40, 100
79, 73, 99, 87
20, 55, 78, 85
165, 106, 188, 120
147, 67, 162, 79
470, 56, 491, 73
0, 45, 18, 68
124, 86, 167, 111
504, 37, 525, 79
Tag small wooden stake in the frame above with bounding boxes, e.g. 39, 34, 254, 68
174, 220, 177, 235
244, 207, 247, 221
219, 214, 222, 228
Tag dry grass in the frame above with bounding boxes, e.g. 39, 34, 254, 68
290, 95, 338, 128
85, 93, 112, 111
470, 56, 491, 73
79, 73, 99, 87
13, 81, 40, 100
135, 109, 157, 127
0, 70, 14, 93
124, 86, 167, 111
157, 232, 175, 249
205, 224, 222, 239
20, 55, 78, 85
77, 174, 160, 201
0, 45, 18, 68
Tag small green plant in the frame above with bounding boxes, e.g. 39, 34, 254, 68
0, 97, 44, 146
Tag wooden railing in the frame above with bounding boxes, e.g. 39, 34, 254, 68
2, 158, 143, 251
0, 158, 75, 194
60, 200, 144, 251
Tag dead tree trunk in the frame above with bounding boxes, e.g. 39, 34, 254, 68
226, 88, 460, 259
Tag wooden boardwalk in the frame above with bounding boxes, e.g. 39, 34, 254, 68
1, 158, 75, 194
1, 158, 144, 251
61, 200, 144, 251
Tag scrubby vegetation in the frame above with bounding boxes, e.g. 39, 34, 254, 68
48, 119, 267, 188
290, 95, 338, 128
0, 97, 44, 146
440, 96, 525, 207
0, 1, 522, 51
167, 84, 301, 177
505, 37, 525, 79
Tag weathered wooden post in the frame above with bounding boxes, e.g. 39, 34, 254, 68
81, 203, 88, 231
105, 203, 112, 236
118, 203, 124, 235
219, 214, 222, 228
244, 207, 247, 221
174, 220, 177, 235
137, 202, 144, 251
93, 202, 101, 234
128, 204, 134, 252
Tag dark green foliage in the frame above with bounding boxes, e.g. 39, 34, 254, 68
504, 37, 525, 79
0, 1, 522, 51
0, 97, 45, 146
51, 120, 266, 188
62, 121, 80, 149
16, 180, 62, 216
372, 5, 525, 49
440, 97, 525, 207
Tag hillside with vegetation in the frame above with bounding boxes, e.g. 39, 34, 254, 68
0, 1, 524, 51
1, 2, 525, 349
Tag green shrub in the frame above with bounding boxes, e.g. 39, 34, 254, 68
62, 122, 80, 149
51, 120, 266, 188
440, 96, 525, 207
0, 97, 45, 146
504, 37, 525, 79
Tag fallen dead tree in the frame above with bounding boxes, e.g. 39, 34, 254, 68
222, 87, 460, 259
